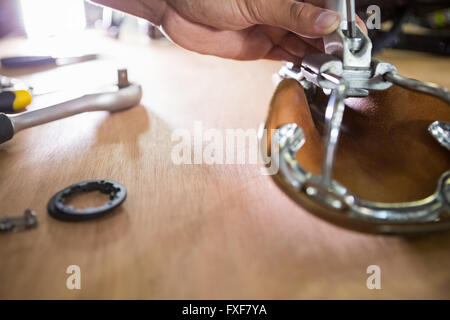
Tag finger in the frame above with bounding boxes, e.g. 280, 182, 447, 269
160, 7, 273, 60
278, 33, 321, 59
265, 46, 299, 63
257, 25, 288, 45
247, 0, 341, 38
252, 26, 322, 62
298, 36, 325, 52
259, 25, 325, 52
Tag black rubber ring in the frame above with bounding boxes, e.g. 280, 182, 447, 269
47, 180, 127, 222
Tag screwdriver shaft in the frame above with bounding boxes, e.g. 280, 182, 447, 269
346, 0, 357, 38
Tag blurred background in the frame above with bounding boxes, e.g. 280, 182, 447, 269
0, 0, 167, 103
0, 0, 449, 54
0, 0, 163, 41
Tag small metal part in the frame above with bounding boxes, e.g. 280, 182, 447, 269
0, 209, 38, 234
321, 0, 373, 96
1, 76, 19, 90
0, 75, 31, 92
279, 62, 304, 82
301, 53, 343, 89
429, 121, 450, 151
324, 25, 372, 71
48, 180, 127, 222
348, 37, 363, 52
295, 54, 396, 97
117, 69, 130, 89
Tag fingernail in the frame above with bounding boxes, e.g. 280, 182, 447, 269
315, 11, 340, 30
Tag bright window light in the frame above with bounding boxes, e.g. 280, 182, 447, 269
21, 0, 86, 38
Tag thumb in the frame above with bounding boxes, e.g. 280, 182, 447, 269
248, 0, 341, 38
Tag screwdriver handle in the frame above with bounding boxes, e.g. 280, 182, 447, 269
1, 56, 55, 68
0, 90, 32, 112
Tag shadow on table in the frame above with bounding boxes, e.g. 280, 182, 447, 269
95, 104, 150, 160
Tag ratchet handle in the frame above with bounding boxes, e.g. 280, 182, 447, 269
9, 84, 142, 134
0, 113, 14, 144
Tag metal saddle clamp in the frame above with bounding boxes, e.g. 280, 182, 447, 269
269, 0, 450, 234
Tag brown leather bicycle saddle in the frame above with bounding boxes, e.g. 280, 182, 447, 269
264, 79, 450, 234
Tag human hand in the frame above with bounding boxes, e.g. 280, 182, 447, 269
92, 0, 365, 63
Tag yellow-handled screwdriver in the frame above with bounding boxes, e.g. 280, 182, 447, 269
0, 90, 32, 113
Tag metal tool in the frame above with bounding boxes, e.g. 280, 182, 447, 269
0, 209, 38, 234
0, 69, 142, 145
0, 54, 98, 69
1, 75, 30, 91
266, 0, 450, 233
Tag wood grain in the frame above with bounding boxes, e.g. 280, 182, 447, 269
0, 33, 449, 299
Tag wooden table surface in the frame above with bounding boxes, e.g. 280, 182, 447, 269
0, 32, 449, 299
